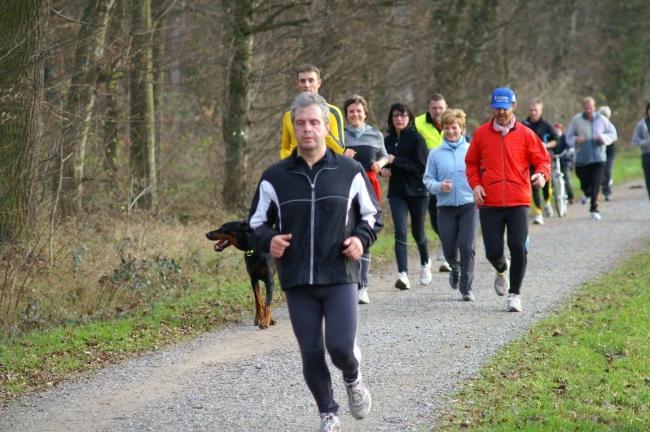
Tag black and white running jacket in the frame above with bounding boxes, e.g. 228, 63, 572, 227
249, 149, 382, 291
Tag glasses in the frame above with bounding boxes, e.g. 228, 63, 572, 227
392, 113, 409, 118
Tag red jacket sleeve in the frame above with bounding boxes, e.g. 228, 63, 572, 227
465, 129, 482, 190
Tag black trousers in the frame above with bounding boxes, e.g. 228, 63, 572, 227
575, 162, 606, 212
479, 206, 529, 295
643, 153, 650, 201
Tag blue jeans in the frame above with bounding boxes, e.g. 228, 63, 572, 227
389, 195, 429, 273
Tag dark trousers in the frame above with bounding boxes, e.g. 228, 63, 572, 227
643, 153, 650, 201
479, 206, 529, 295
427, 194, 440, 235
285, 283, 359, 414
389, 195, 429, 273
601, 144, 616, 197
575, 162, 606, 212
437, 203, 478, 295
530, 166, 550, 210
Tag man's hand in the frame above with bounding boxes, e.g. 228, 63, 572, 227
380, 167, 391, 178
576, 135, 585, 144
270, 233, 292, 258
531, 173, 546, 188
386, 154, 395, 164
344, 148, 357, 158
342, 236, 363, 261
472, 185, 486, 205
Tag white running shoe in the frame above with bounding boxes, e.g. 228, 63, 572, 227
462, 292, 475, 301
543, 203, 554, 218
358, 286, 370, 304
532, 214, 544, 225
591, 211, 602, 221
420, 260, 432, 285
319, 412, 341, 432
507, 293, 522, 312
345, 376, 372, 419
395, 272, 410, 290
494, 258, 510, 296
438, 259, 452, 272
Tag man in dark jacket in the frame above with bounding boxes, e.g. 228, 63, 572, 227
249, 92, 381, 432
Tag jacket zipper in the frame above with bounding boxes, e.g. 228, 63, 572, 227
501, 134, 507, 206
293, 166, 336, 285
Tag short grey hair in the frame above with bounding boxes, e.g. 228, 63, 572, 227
597, 105, 611, 119
290, 92, 330, 126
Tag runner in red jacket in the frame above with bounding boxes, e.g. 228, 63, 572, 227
465, 87, 550, 312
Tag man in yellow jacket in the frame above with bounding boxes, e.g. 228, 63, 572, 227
415, 93, 451, 272
280, 64, 346, 159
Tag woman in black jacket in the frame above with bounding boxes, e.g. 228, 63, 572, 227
381, 102, 431, 290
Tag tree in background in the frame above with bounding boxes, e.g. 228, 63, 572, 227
0, 0, 49, 242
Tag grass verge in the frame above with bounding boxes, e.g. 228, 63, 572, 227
437, 243, 650, 431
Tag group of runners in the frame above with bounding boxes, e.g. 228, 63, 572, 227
218, 63, 647, 431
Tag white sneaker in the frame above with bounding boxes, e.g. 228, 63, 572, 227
494, 258, 510, 296
319, 412, 341, 432
358, 286, 370, 304
462, 292, 475, 301
543, 203, 554, 218
507, 293, 522, 312
345, 375, 372, 419
532, 214, 544, 225
395, 272, 410, 290
591, 211, 602, 221
420, 261, 432, 285
438, 259, 452, 272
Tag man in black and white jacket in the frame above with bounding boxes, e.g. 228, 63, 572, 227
249, 92, 382, 432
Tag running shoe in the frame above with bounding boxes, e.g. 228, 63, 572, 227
395, 272, 410, 290
345, 375, 372, 419
462, 292, 475, 301
494, 258, 510, 296
420, 261, 432, 285
319, 412, 341, 432
591, 211, 602, 221
507, 293, 522, 312
438, 258, 452, 272
532, 214, 544, 225
543, 203, 554, 218
358, 286, 370, 304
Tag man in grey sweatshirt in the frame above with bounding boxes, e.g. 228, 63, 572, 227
565, 97, 617, 220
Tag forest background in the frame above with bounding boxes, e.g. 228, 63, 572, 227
0, 0, 649, 340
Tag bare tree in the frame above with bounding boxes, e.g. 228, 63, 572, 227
56, 0, 117, 214
129, 0, 157, 209
0, 0, 49, 241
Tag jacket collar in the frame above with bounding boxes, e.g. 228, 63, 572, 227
287, 147, 338, 171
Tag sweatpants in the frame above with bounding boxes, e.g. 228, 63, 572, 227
601, 144, 616, 197
285, 283, 360, 414
389, 195, 429, 273
479, 206, 529, 295
575, 162, 606, 212
437, 203, 478, 295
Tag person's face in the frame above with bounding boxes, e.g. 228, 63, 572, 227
294, 104, 327, 151
346, 102, 366, 128
493, 104, 515, 126
583, 99, 596, 119
392, 110, 410, 132
443, 120, 462, 142
529, 103, 542, 122
428, 99, 447, 124
296, 71, 321, 94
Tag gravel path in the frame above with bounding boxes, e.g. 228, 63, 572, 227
2, 182, 650, 432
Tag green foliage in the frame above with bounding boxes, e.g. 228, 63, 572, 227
437, 245, 650, 431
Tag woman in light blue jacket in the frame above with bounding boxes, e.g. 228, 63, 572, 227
423, 109, 478, 300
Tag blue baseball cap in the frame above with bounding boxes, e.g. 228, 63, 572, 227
491, 87, 516, 109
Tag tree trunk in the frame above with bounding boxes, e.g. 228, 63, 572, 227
0, 0, 48, 242
222, 0, 253, 213
129, 0, 157, 210
57, 0, 116, 214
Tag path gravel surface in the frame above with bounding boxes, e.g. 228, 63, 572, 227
2, 182, 650, 432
